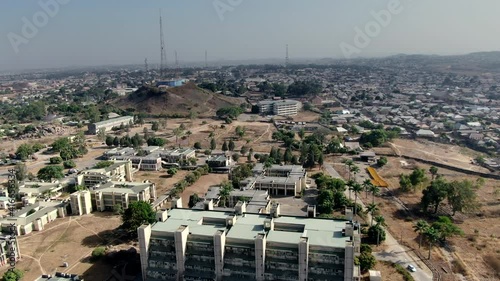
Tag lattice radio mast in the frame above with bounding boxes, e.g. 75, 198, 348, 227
159, 9, 167, 78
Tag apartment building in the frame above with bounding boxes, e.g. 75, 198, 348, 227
112, 154, 162, 171
88, 116, 134, 135
77, 160, 133, 187
138, 207, 360, 281
70, 190, 92, 216
257, 100, 302, 116
88, 181, 156, 212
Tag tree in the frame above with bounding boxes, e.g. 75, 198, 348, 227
228, 140, 235, 151
151, 121, 159, 131
188, 193, 200, 208
188, 110, 198, 120
431, 216, 463, 242
368, 225, 386, 245
377, 157, 388, 167
37, 165, 64, 182
409, 168, 427, 190
235, 126, 246, 139
147, 137, 166, 147
113, 136, 120, 146
219, 180, 233, 207
317, 189, 335, 214
240, 146, 248, 155
424, 226, 440, 259
399, 174, 412, 192
365, 203, 379, 226
413, 219, 430, 248
373, 215, 387, 245
356, 251, 377, 272
210, 138, 216, 150
50, 156, 63, 164
97, 128, 106, 142
121, 201, 156, 237
194, 142, 202, 149
16, 143, 34, 160
14, 162, 28, 181
63, 160, 76, 169
232, 153, 240, 162
113, 204, 123, 215
298, 128, 305, 140
446, 180, 480, 215
105, 135, 114, 146
1, 269, 24, 281
351, 182, 363, 217
167, 168, 178, 177
421, 177, 449, 213
429, 166, 439, 180
222, 141, 228, 152
362, 179, 373, 199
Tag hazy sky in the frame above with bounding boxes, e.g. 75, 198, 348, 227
1, 0, 500, 71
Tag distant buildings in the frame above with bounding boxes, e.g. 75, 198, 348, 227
87, 116, 134, 135
156, 79, 186, 88
138, 207, 360, 281
257, 100, 302, 116
0, 235, 20, 267
76, 160, 133, 187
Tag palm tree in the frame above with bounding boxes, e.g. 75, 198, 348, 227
374, 215, 387, 245
173, 127, 183, 147
362, 179, 374, 199
424, 227, 440, 259
351, 182, 363, 217
186, 131, 192, 145
369, 185, 380, 204
413, 220, 430, 248
365, 203, 379, 226
347, 179, 355, 200
343, 159, 354, 180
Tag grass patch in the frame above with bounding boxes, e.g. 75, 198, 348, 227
393, 263, 415, 281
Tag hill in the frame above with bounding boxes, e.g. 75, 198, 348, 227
114, 82, 246, 117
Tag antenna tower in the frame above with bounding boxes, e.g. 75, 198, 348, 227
159, 9, 167, 77
205, 50, 208, 68
285, 44, 289, 68
175, 50, 179, 70
144, 58, 148, 73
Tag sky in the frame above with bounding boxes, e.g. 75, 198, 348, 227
1, 0, 499, 71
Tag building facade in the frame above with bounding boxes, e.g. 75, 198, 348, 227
88, 181, 156, 212
77, 160, 133, 187
70, 190, 92, 216
257, 100, 302, 116
138, 208, 360, 281
88, 116, 134, 135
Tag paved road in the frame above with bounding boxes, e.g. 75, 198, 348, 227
324, 163, 433, 281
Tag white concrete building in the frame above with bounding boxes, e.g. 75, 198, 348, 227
70, 190, 92, 216
88, 116, 134, 135
257, 100, 302, 116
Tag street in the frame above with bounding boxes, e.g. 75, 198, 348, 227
324, 163, 433, 281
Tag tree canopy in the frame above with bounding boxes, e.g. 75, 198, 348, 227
121, 201, 156, 237
37, 165, 64, 182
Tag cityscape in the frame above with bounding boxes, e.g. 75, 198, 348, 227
0, 1, 499, 281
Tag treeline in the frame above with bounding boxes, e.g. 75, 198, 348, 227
169, 165, 210, 197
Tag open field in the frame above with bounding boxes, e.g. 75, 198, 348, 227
389, 139, 490, 173
0, 213, 123, 281
373, 157, 500, 281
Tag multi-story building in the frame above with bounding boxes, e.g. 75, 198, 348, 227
76, 160, 133, 187
0, 201, 67, 235
70, 190, 92, 216
88, 116, 134, 135
88, 181, 156, 212
112, 154, 162, 171
257, 100, 302, 116
160, 148, 196, 165
238, 164, 307, 197
138, 207, 360, 281
0, 235, 21, 267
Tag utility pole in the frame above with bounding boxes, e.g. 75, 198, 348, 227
159, 9, 167, 78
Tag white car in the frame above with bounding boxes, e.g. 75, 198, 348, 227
407, 264, 417, 272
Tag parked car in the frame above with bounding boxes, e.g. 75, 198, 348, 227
407, 264, 416, 272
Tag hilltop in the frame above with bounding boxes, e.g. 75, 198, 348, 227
114, 82, 245, 117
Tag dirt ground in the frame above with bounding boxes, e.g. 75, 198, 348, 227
389, 139, 490, 173
363, 260, 404, 281
134, 170, 189, 196
0, 213, 123, 281
180, 173, 229, 208
374, 157, 500, 281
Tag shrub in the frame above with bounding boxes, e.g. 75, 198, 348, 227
91, 246, 106, 261
49, 156, 63, 164
194, 142, 202, 149
393, 263, 415, 281
63, 160, 76, 169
